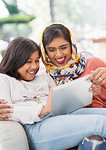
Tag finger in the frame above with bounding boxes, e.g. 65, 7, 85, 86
91, 87, 101, 95
93, 71, 102, 81
0, 99, 8, 104
0, 116, 10, 120
100, 79, 106, 85
87, 70, 99, 81
0, 104, 13, 109
99, 74, 106, 85
89, 87, 101, 93
88, 68, 104, 81
89, 84, 101, 94
0, 109, 13, 114
0, 114, 11, 119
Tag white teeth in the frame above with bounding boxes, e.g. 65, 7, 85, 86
28, 71, 34, 74
56, 58, 64, 62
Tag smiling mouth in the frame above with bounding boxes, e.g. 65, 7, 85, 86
56, 57, 65, 64
27, 71, 35, 75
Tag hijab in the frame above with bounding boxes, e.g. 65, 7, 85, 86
41, 25, 86, 85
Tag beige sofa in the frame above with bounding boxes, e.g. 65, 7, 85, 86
0, 121, 29, 150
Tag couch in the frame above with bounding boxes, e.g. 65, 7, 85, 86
0, 121, 29, 150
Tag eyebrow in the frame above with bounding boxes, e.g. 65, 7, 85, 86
59, 44, 69, 48
47, 44, 69, 49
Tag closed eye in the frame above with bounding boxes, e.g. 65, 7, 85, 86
27, 60, 32, 63
35, 60, 39, 63
61, 46, 67, 50
48, 49, 55, 52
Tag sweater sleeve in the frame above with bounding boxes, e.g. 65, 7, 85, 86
85, 57, 106, 108
10, 101, 44, 124
0, 75, 45, 124
87, 56, 106, 70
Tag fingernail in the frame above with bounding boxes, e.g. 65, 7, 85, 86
4, 100, 7, 102
89, 88, 92, 92
10, 106, 13, 108
10, 110, 14, 113
7, 115, 11, 118
86, 79, 91, 82
2, 100, 7, 103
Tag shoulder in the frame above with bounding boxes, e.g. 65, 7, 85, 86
36, 72, 50, 80
0, 73, 16, 84
81, 56, 106, 76
35, 72, 55, 84
0, 73, 10, 80
34, 72, 48, 83
87, 56, 106, 67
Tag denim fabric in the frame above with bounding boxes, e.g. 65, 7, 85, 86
78, 137, 106, 150
24, 113, 106, 150
71, 108, 106, 116
67, 146, 78, 150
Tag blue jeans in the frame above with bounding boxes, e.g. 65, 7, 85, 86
71, 108, 106, 116
24, 108, 106, 150
78, 137, 106, 150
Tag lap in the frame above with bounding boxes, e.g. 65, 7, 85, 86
71, 108, 106, 115
24, 114, 106, 150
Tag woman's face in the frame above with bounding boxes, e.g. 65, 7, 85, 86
18, 50, 39, 81
46, 37, 72, 67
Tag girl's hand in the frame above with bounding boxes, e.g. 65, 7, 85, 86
39, 89, 53, 117
0, 99, 13, 120
87, 67, 106, 85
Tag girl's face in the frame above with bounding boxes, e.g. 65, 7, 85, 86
46, 37, 72, 67
18, 50, 39, 81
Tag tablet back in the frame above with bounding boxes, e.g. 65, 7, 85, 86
52, 75, 92, 116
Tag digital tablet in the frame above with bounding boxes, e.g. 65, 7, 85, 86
52, 75, 93, 116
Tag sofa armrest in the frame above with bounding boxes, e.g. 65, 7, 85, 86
0, 121, 29, 150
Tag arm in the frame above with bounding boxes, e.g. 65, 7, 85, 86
39, 88, 53, 117
39, 74, 54, 117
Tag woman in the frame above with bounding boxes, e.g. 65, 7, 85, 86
40, 23, 106, 150
0, 37, 106, 150
41, 23, 106, 107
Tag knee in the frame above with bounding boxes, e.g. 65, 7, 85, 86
78, 136, 106, 150
87, 135, 103, 141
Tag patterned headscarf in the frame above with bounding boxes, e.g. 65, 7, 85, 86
41, 24, 86, 86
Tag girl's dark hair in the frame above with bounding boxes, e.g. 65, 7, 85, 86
0, 37, 41, 80
42, 24, 72, 53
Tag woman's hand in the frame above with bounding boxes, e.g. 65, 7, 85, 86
0, 99, 13, 120
87, 68, 106, 95
89, 83, 101, 95
39, 88, 53, 117
88, 67, 106, 85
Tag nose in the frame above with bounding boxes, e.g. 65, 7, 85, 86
55, 49, 62, 57
31, 62, 39, 69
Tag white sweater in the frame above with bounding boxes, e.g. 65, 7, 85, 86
0, 73, 55, 124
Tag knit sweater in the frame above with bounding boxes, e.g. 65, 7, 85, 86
77, 56, 106, 108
